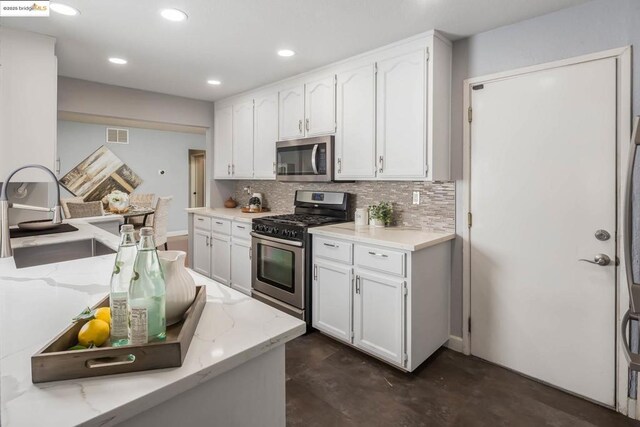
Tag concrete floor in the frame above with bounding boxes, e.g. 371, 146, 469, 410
285, 332, 639, 426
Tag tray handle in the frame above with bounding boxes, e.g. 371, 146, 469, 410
85, 354, 136, 369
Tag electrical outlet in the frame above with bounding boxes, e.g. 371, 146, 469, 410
412, 191, 420, 205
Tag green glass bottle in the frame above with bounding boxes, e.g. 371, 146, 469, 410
129, 227, 166, 344
109, 224, 137, 347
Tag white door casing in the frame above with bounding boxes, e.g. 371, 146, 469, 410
335, 64, 377, 180
468, 57, 618, 406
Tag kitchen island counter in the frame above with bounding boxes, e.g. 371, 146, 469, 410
0, 221, 305, 426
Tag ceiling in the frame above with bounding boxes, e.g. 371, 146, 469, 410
1, 0, 589, 102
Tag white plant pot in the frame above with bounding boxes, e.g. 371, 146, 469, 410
158, 250, 196, 326
370, 218, 386, 228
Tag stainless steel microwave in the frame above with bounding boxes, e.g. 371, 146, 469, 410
276, 136, 334, 182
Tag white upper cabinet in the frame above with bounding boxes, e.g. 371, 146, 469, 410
213, 105, 233, 179
278, 85, 305, 140
304, 75, 336, 137
0, 29, 57, 181
253, 93, 278, 179
376, 49, 426, 180
232, 100, 254, 179
335, 64, 376, 180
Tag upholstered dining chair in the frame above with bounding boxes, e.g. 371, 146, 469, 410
65, 201, 105, 218
61, 196, 84, 218
128, 193, 156, 226
135, 196, 172, 250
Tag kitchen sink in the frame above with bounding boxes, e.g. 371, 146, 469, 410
13, 239, 116, 269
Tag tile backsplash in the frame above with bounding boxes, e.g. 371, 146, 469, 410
232, 180, 455, 233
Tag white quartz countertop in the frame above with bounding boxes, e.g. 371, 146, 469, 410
0, 220, 305, 427
185, 207, 281, 223
309, 222, 455, 251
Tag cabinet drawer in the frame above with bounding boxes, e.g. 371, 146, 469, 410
232, 221, 251, 240
354, 245, 405, 277
211, 218, 231, 235
314, 237, 353, 264
193, 215, 211, 231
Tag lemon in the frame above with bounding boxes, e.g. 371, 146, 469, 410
78, 319, 110, 347
94, 307, 111, 325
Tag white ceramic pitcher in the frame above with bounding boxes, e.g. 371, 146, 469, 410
158, 250, 196, 326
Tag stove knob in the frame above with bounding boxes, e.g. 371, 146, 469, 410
273, 227, 279, 234
290, 231, 297, 238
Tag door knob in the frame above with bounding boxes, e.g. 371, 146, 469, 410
578, 254, 611, 266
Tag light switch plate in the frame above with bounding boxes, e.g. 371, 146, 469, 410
412, 191, 420, 205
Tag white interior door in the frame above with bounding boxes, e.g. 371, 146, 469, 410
470, 58, 617, 406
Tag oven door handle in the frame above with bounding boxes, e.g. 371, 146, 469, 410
311, 144, 319, 175
251, 232, 303, 247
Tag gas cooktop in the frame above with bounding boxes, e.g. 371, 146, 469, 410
259, 214, 344, 227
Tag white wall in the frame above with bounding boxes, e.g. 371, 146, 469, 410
449, 0, 640, 337
57, 120, 206, 233
58, 77, 234, 208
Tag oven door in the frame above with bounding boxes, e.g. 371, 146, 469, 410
251, 232, 305, 309
276, 137, 332, 182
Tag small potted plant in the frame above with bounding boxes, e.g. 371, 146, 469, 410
369, 202, 393, 227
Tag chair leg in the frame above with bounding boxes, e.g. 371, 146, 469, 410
164, 242, 168, 251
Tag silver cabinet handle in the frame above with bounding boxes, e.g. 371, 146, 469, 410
323, 242, 338, 248
305, 118, 310, 131
579, 254, 611, 266
379, 156, 384, 173
313, 264, 318, 281
215, 221, 224, 225
355, 275, 361, 294
236, 225, 246, 229
337, 158, 342, 174
273, 162, 276, 174
232, 164, 235, 175
311, 144, 319, 175
197, 218, 204, 221
228, 164, 231, 175
205, 236, 210, 246
298, 119, 303, 133
368, 251, 388, 258
249, 247, 252, 260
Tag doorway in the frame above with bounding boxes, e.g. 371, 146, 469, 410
462, 48, 631, 408
189, 149, 206, 208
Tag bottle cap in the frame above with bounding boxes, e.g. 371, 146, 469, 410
140, 227, 153, 236
121, 224, 134, 232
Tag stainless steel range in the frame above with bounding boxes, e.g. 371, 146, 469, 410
251, 190, 350, 324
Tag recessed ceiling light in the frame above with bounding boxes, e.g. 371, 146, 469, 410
277, 49, 295, 57
50, 2, 79, 16
160, 8, 188, 22
108, 57, 127, 65
207, 80, 221, 86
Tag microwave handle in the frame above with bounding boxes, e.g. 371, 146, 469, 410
311, 144, 319, 175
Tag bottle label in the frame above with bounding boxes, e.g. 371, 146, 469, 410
111, 294, 128, 338
129, 307, 148, 345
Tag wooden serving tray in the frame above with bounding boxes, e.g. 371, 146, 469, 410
31, 286, 207, 383
240, 207, 270, 213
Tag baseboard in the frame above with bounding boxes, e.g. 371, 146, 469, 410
167, 230, 188, 237
445, 335, 464, 353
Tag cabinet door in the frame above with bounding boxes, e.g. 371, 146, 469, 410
312, 260, 353, 343
305, 75, 335, 137
354, 271, 405, 366
192, 229, 211, 277
214, 105, 233, 179
210, 233, 231, 285
253, 93, 278, 179
278, 85, 305, 140
230, 239, 252, 296
335, 64, 376, 180
376, 49, 427, 179
232, 100, 254, 179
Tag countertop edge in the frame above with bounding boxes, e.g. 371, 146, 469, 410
308, 227, 456, 251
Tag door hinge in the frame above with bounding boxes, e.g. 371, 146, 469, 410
403, 282, 408, 296
403, 353, 408, 367
334, 74, 337, 84
351, 331, 355, 340
374, 63, 378, 74
467, 106, 472, 123
426, 47, 430, 62
467, 212, 472, 228
468, 317, 471, 333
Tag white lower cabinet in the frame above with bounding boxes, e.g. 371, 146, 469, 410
312, 235, 451, 371
312, 260, 353, 343
353, 271, 405, 365
210, 233, 231, 285
231, 238, 252, 296
192, 229, 212, 277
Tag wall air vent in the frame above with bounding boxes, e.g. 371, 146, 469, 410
106, 127, 129, 144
